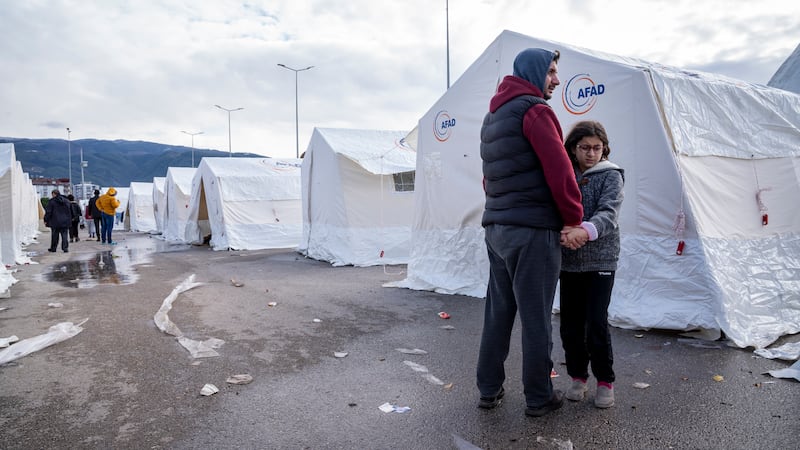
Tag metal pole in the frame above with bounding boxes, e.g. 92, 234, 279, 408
80, 147, 86, 201
294, 70, 299, 158
181, 131, 203, 167
277, 64, 314, 158
214, 105, 243, 157
446, 0, 450, 89
66, 127, 72, 195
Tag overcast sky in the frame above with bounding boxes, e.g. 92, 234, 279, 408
2, 0, 798, 159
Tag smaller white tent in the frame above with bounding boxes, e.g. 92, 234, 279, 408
185, 157, 303, 250
162, 167, 196, 243
112, 187, 129, 230
125, 182, 157, 232
300, 128, 416, 266
152, 177, 167, 233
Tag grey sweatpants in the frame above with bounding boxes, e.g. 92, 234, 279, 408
477, 224, 561, 408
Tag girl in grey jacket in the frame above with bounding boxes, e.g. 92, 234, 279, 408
558, 121, 624, 409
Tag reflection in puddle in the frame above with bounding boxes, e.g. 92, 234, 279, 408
39, 239, 190, 288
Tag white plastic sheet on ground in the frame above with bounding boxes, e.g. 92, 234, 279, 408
754, 341, 800, 361
767, 360, 800, 381
153, 274, 225, 358
0, 319, 87, 365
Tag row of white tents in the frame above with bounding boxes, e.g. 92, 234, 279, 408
2, 30, 798, 350
127, 127, 417, 267
0, 143, 42, 296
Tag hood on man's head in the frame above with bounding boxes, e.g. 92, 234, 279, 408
107, 187, 117, 196
512, 48, 555, 93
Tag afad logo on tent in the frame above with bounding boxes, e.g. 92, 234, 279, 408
562, 73, 605, 115
433, 110, 456, 142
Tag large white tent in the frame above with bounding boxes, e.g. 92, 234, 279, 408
768, 43, 800, 94
1, 143, 40, 296
125, 181, 157, 232
162, 167, 196, 243
299, 128, 416, 266
0, 143, 39, 267
391, 30, 800, 349
185, 157, 302, 250
152, 176, 166, 234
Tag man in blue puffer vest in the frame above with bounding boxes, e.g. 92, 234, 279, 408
477, 48, 590, 418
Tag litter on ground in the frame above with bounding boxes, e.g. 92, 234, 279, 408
396, 348, 427, 355
379, 402, 410, 413
226, 374, 253, 385
200, 383, 219, 396
0, 319, 87, 365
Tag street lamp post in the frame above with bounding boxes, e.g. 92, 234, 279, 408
214, 105, 243, 156
66, 127, 72, 195
80, 147, 87, 201
181, 130, 204, 167
277, 63, 314, 158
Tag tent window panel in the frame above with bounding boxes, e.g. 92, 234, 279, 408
392, 171, 415, 192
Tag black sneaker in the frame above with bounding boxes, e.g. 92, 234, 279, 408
525, 390, 564, 417
48, 248, 56, 253
478, 387, 504, 409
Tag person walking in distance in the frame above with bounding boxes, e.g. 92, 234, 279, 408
477, 48, 589, 418
88, 189, 102, 241
67, 194, 82, 243
559, 120, 624, 409
96, 187, 120, 245
44, 190, 72, 253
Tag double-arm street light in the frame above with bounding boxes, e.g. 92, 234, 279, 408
181, 130, 204, 167
277, 63, 314, 158
214, 105, 243, 156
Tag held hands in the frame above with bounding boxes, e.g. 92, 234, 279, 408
560, 226, 588, 250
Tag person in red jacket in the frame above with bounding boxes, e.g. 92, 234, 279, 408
477, 47, 589, 418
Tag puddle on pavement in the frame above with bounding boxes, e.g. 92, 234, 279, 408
38, 239, 190, 288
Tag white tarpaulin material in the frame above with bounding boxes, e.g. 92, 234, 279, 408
162, 167, 196, 243
299, 128, 416, 266
391, 30, 800, 349
768, 43, 800, 94
0, 143, 39, 269
152, 176, 167, 233
185, 157, 303, 250
126, 181, 157, 233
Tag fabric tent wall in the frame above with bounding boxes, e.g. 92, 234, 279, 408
185, 157, 303, 250
768, 43, 800, 94
162, 168, 196, 243
0, 143, 38, 268
152, 177, 167, 233
391, 30, 800, 349
300, 128, 416, 266
126, 182, 157, 232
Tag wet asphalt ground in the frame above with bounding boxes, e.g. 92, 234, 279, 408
0, 231, 798, 449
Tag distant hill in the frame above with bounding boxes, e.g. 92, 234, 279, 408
1, 137, 264, 187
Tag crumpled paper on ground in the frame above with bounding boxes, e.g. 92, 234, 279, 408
0, 319, 87, 365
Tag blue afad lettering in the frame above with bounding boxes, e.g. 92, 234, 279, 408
576, 84, 605, 99
440, 118, 456, 130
